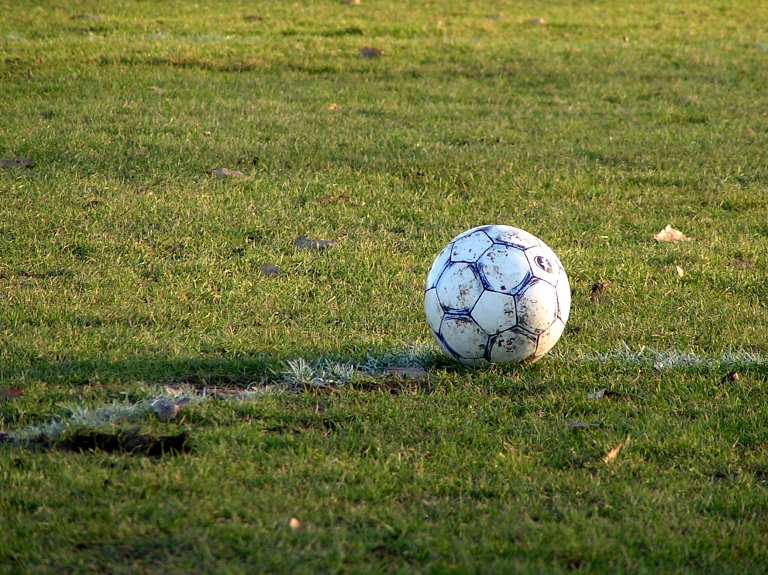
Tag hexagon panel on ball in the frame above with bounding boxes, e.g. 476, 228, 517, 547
436, 263, 483, 312
476, 245, 530, 295
450, 230, 493, 263
440, 316, 488, 360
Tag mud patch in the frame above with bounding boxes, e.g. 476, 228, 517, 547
60, 428, 190, 456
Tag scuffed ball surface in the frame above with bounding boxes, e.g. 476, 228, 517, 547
424, 225, 570, 365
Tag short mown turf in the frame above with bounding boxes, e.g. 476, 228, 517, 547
1, 1, 767, 573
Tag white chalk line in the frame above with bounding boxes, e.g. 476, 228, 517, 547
1, 344, 764, 447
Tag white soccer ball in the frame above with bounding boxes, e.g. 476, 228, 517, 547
424, 225, 570, 365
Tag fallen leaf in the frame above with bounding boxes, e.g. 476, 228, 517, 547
289, 517, 304, 531
202, 131, 212, 136
341, 0, 361, 4
149, 86, 164, 94
567, 421, 599, 429
729, 259, 753, 268
294, 236, 335, 250
0, 387, 24, 399
210, 168, 245, 178
676, 266, 684, 278
259, 264, 280, 277
1, 157, 34, 168
603, 439, 626, 463
243, 14, 263, 21
381, 367, 428, 380
653, 225, 689, 243
623, 36, 630, 44
327, 103, 340, 110
359, 46, 383, 58
527, 17, 547, 25
718, 371, 740, 385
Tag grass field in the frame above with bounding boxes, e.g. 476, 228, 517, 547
1, 0, 768, 572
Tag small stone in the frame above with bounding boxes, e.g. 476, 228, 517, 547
1, 157, 34, 168
359, 46, 383, 58
151, 397, 181, 422
210, 168, 245, 178
259, 264, 279, 277
294, 236, 335, 250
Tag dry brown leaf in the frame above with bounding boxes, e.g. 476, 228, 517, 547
676, 266, 684, 278
341, 0, 360, 4
729, 259, 754, 269
718, 371, 740, 385
359, 46, 383, 58
653, 225, 689, 243
527, 18, 547, 25
603, 443, 623, 463
202, 131, 212, 136
1, 157, 34, 168
210, 168, 245, 178
327, 103, 340, 110
0, 387, 24, 399
603, 436, 629, 463
288, 517, 304, 531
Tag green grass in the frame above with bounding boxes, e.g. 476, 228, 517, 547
1, 0, 768, 572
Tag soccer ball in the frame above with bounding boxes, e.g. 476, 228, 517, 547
424, 225, 570, 365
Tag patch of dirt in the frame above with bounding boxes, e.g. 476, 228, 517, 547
60, 428, 189, 456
